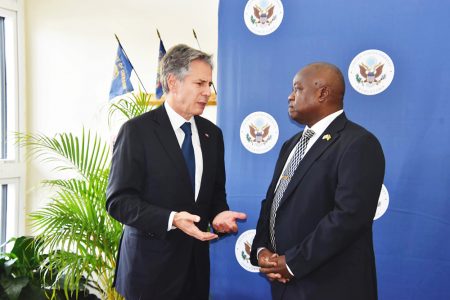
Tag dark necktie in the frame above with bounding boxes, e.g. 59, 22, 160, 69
180, 122, 195, 191
269, 129, 315, 252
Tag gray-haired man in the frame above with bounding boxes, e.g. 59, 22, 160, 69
106, 44, 246, 300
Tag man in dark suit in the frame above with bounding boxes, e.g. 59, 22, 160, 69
250, 62, 385, 300
106, 44, 246, 300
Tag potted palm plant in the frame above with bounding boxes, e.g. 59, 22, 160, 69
17, 91, 157, 299
17, 129, 121, 299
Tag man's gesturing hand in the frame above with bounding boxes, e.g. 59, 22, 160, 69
173, 211, 218, 241
212, 210, 247, 233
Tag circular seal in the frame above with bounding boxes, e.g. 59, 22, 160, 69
244, 0, 284, 36
235, 229, 259, 273
240, 111, 279, 154
374, 184, 389, 220
348, 49, 395, 95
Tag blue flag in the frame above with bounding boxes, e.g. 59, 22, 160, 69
109, 44, 134, 100
155, 40, 166, 99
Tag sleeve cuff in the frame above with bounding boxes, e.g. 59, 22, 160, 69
257, 247, 266, 259
285, 262, 295, 276
168, 211, 177, 231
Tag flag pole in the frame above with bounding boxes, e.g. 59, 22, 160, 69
156, 28, 162, 41
114, 34, 148, 94
155, 29, 167, 100
192, 29, 217, 95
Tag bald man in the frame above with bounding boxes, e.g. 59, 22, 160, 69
250, 62, 385, 300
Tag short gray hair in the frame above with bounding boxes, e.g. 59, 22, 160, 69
160, 44, 213, 94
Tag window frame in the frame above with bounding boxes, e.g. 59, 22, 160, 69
0, 0, 25, 245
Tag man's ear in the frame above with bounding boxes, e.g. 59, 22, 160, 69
318, 86, 330, 102
167, 74, 178, 93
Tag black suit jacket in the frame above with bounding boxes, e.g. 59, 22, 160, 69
106, 105, 229, 300
251, 113, 385, 300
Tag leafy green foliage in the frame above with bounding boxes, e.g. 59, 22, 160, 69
16, 130, 123, 299
108, 91, 156, 124
14, 90, 158, 299
0, 236, 98, 300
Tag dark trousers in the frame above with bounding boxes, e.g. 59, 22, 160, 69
181, 255, 208, 300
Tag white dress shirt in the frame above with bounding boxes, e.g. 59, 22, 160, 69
164, 101, 204, 230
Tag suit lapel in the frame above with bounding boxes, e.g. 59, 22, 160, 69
278, 113, 348, 207
152, 105, 193, 194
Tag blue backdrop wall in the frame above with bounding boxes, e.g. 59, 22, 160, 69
210, 0, 450, 299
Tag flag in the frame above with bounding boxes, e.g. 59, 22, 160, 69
109, 44, 134, 100
155, 39, 166, 99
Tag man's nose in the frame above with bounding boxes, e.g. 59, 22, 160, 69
288, 92, 294, 101
204, 86, 212, 97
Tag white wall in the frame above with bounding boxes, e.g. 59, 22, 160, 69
24, 0, 219, 232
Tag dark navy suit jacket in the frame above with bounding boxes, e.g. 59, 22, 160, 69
251, 113, 385, 300
106, 105, 229, 300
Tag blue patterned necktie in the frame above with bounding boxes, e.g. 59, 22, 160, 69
269, 129, 315, 252
180, 122, 195, 191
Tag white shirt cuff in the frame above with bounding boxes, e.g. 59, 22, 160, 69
168, 211, 177, 231
286, 262, 294, 276
257, 247, 265, 258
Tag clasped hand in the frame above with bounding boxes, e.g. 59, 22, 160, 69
258, 248, 292, 283
173, 210, 246, 241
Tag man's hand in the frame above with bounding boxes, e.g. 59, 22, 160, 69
173, 211, 218, 241
258, 248, 278, 268
212, 210, 247, 233
258, 248, 283, 282
259, 253, 293, 283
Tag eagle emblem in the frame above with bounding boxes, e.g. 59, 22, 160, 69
240, 112, 278, 154
252, 3, 275, 25
249, 123, 270, 143
358, 62, 385, 84
241, 241, 252, 261
235, 229, 260, 272
244, 241, 251, 255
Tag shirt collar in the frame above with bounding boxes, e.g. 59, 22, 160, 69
164, 101, 195, 132
305, 109, 344, 137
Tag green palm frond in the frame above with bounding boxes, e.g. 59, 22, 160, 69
33, 178, 120, 255
19, 130, 123, 299
16, 129, 110, 180
30, 180, 120, 296
41, 250, 103, 299
108, 91, 156, 124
